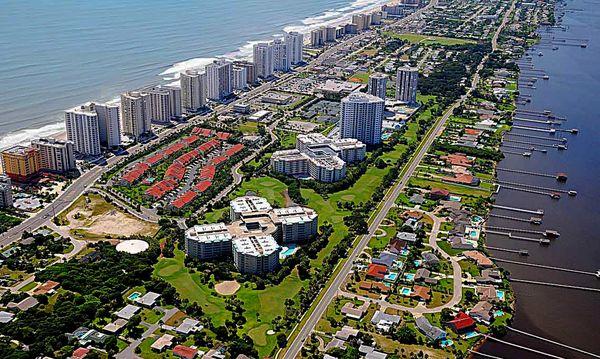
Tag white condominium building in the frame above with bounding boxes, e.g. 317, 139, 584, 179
233, 67, 248, 90
64, 104, 102, 156
310, 28, 325, 47
271, 133, 366, 182
368, 73, 388, 100
273, 207, 318, 243
285, 31, 304, 65
206, 59, 233, 101
352, 14, 369, 31
325, 26, 336, 42
184, 223, 233, 260
272, 39, 289, 72
31, 138, 76, 173
233, 235, 280, 275
230, 196, 273, 221
180, 70, 207, 114
121, 91, 152, 140
253, 42, 274, 79
92, 102, 121, 148
147, 86, 181, 123
0, 175, 13, 208
340, 92, 385, 145
395, 66, 419, 104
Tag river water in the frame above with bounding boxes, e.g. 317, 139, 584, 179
481, 0, 600, 357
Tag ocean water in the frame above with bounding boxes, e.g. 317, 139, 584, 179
0, 0, 388, 149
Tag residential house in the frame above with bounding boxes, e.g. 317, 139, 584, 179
396, 232, 417, 243
463, 251, 494, 268
411, 285, 431, 301
151, 334, 174, 352
371, 310, 401, 332
448, 311, 476, 333
422, 252, 440, 267
476, 285, 497, 302
340, 301, 370, 320
470, 300, 493, 323
334, 325, 359, 341
372, 251, 398, 268
173, 345, 199, 359
366, 263, 388, 280
135, 291, 161, 307
415, 316, 446, 342
428, 188, 450, 200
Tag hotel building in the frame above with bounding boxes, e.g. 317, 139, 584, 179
1, 146, 40, 182
206, 59, 233, 101
121, 91, 152, 140
285, 31, 304, 65
180, 70, 207, 114
31, 138, 76, 173
368, 73, 388, 100
253, 42, 274, 79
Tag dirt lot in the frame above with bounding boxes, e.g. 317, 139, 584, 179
62, 194, 158, 239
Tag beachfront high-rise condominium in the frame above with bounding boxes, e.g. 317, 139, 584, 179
31, 138, 76, 173
324, 26, 336, 42
180, 70, 207, 114
91, 102, 121, 148
272, 39, 289, 72
395, 66, 419, 104
1, 145, 41, 182
310, 28, 325, 47
253, 42, 274, 79
233, 60, 257, 85
368, 73, 388, 100
0, 175, 13, 208
340, 92, 385, 145
206, 59, 233, 101
147, 86, 182, 123
232, 67, 248, 90
121, 91, 152, 140
233, 235, 281, 275
65, 104, 102, 156
352, 14, 369, 31
285, 31, 304, 65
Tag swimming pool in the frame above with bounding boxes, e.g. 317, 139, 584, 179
404, 273, 415, 281
413, 259, 422, 267
400, 287, 412, 296
463, 331, 479, 339
440, 339, 454, 347
494, 310, 505, 317
127, 292, 141, 301
393, 260, 404, 269
385, 272, 399, 282
449, 195, 462, 202
496, 289, 505, 301
400, 249, 409, 256
280, 244, 298, 258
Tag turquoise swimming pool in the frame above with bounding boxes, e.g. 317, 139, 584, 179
463, 331, 479, 339
441, 339, 454, 347
400, 249, 409, 256
280, 244, 297, 258
494, 310, 505, 317
404, 273, 415, 281
385, 272, 399, 282
413, 259, 422, 267
128, 292, 141, 301
400, 287, 412, 296
496, 289, 505, 301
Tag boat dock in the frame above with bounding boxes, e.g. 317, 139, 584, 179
485, 226, 558, 237
503, 138, 560, 149
489, 213, 542, 224
492, 204, 544, 215
505, 132, 567, 142
498, 184, 555, 197
484, 230, 551, 244
513, 125, 556, 134
501, 144, 547, 153
496, 180, 575, 194
492, 257, 597, 276
513, 117, 562, 125
485, 245, 529, 256
509, 278, 600, 293
496, 167, 566, 181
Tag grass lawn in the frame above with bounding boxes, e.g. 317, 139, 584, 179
153, 250, 230, 326
18, 281, 37, 292
138, 335, 178, 359
438, 240, 465, 256
238, 121, 259, 134
141, 308, 163, 325
408, 177, 492, 197
233, 177, 288, 208
384, 32, 477, 46
459, 260, 481, 277
348, 72, 370, 83
0, 212, 22, 234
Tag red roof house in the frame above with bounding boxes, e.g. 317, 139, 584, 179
225, 143, 244, 157
72, 347, 90, 359
448, 311, 476, 333
429, 188, 450, 200
171, 190, 197, 209
216, 131, 231, 140
165, 163, 186, 181
199, 165, 216, 180
366, 264, 388, 280
173, 345, 198, 359
195, 180, 212, 193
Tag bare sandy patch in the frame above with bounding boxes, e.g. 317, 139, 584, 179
215, 280, 240, 296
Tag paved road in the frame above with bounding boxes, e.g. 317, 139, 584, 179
282, 2, 515, 356
116, 307, 179, 359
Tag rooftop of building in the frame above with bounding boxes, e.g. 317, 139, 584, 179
232, 235, 280, 257
230, 196, 273, 214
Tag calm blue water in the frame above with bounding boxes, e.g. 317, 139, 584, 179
0, 0, 388, 148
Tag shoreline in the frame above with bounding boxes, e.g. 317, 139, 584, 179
0, 0, 392, 152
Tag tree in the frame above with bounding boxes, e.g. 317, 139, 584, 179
276, 332, 288, 348
394, 325, 417, 344
440, 308, 454, 322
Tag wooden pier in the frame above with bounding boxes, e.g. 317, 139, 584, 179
492, 257, 597, 276
492, 204, 544, 215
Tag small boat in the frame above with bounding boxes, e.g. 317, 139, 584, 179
556, 144, 567, 150
596, 270, 600, 279
568, 190, 578, 196
538, 52, 544, 56
552, 46, 559, 50
543, 75, 550, 80
550, 193, 561, 199
581, 43, 587, 48
522, 152, 532, 157
571, 128, 579, 134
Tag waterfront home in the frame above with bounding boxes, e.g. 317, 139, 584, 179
463, 251, 494, 268
470, 300, 493, 323
476, 269, 503, 284
441, 153, 472, 168
415, 316, 447, 342
476, 285, 497, 302
448, 312, 476, 333
450, 235, 475, 250
443, 173, 481, 186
